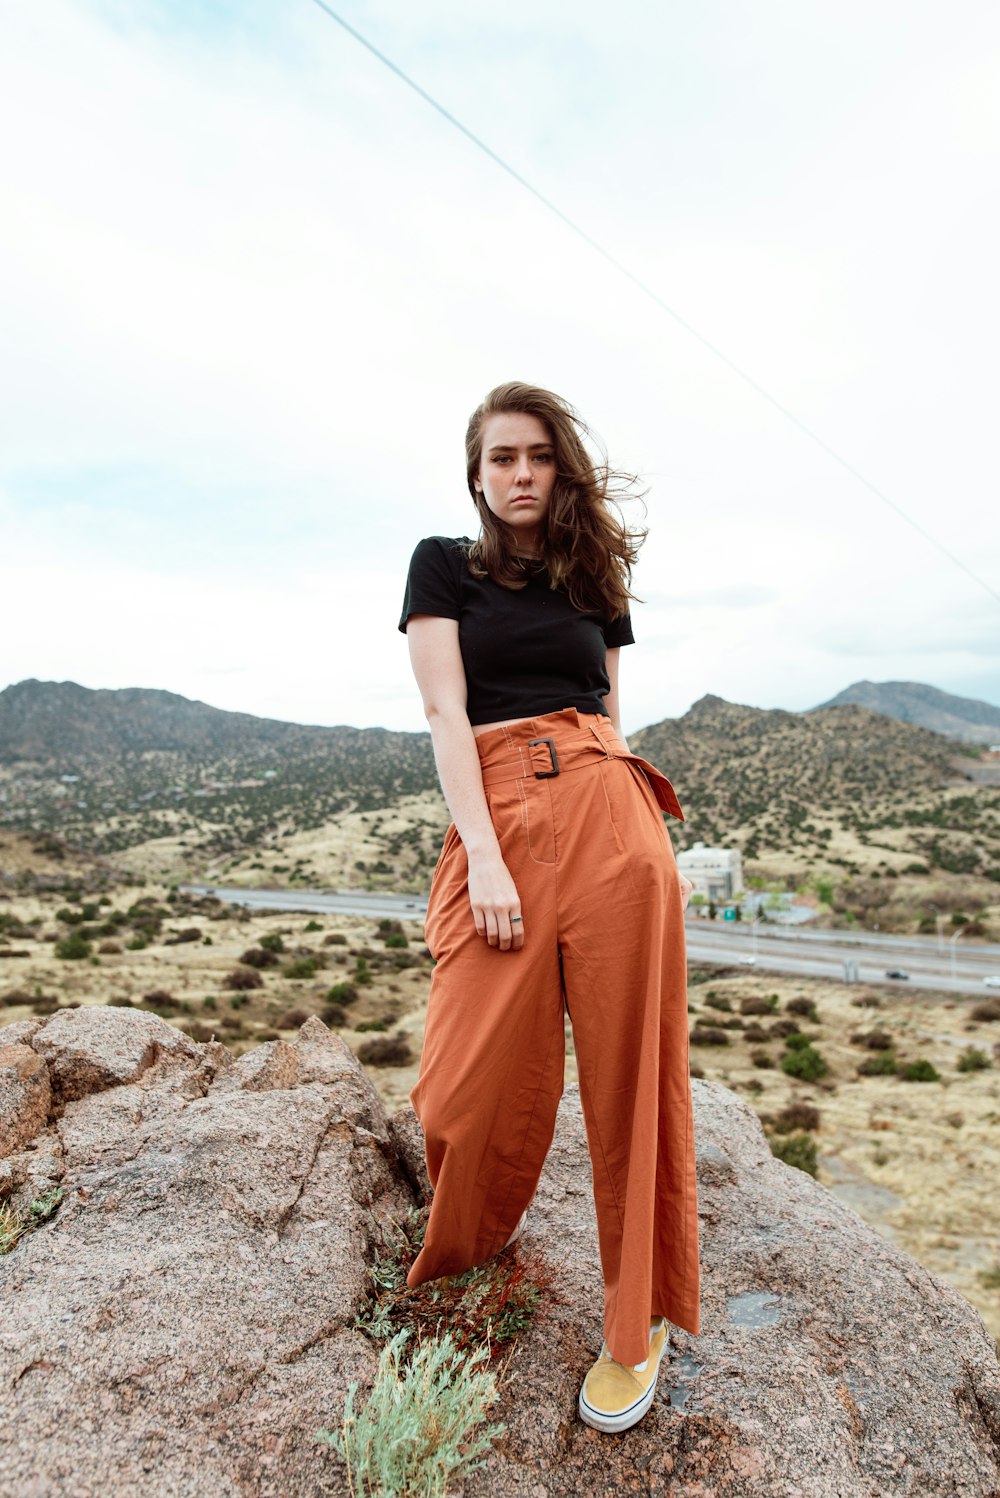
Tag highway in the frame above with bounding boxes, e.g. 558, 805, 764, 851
184, 884, 1000, 996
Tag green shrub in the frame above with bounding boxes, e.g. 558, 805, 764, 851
384, 932, 409, 950
54, 931, 92, 961
356, 1020, 389, 1034
704, 992, 732, 1012
317, 1329, 504, 1496
784, 1032, 814, 1052
901, 1059, 940, 1082
769, 1131, 818, 1177
957, 1047, 992, 1073
327, 982, 359, 1005
304, 920, 323, 933
285, 957, 318, 981
858, 1053, 898, 1076
259, 933, 285, 954
780, 1045, 828, 1081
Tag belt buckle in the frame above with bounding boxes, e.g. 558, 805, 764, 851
528, 737, 560, 777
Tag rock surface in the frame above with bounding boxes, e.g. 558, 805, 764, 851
1, 1007, 998, 1497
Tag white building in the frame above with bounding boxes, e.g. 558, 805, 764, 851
676, 842, 744, 902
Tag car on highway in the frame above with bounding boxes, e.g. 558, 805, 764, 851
740, 957, 756, 966
884, 969, 910, 980
983, 976, 1000, 989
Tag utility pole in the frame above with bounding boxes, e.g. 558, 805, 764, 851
950, 925, 967, 981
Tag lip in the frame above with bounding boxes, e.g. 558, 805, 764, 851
510, 497, 538, 505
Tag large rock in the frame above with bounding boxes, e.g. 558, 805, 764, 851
463, 1080, 1000, 1496
0, 1011, 411, 1497
0, 1010, 998, 1497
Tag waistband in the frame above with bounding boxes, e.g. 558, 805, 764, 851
474, 708, 685, 821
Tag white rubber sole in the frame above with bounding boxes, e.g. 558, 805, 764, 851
503, 1209, 528, 1248
578, 1330, 669, 1434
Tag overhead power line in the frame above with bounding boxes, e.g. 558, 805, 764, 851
308, 0, 1000, 609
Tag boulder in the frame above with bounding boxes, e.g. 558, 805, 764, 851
0, 1009, 997, 1497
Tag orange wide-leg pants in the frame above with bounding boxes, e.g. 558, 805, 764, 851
407, 708, 700, 1366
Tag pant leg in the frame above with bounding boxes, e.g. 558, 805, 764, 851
555, 751, 700, 1367
406, 773, 564, 1287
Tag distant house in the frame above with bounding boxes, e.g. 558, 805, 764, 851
676, 842, 744, 901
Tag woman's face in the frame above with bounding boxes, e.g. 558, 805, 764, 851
473, 411, 557, 554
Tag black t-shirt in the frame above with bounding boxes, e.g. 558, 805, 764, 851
398, 535, 634, 725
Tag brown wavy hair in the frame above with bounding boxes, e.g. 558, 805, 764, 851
464, 381, 647, 620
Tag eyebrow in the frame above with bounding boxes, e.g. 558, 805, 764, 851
486, 442, 553, 453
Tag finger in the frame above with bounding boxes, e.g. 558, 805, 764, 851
498, 916, 512, 952
473, 904, 487, 938
484, 911, 500, 947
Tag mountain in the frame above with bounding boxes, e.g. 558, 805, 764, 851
813, 681, 1000, 745
0, 680, 437, 856
1, 680, 995, 882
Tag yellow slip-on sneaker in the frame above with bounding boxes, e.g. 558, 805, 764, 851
578, 1320, 668, 1433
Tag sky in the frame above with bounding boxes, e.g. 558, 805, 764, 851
1, 0, 998, 735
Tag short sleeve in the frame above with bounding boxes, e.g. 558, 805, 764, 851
603, 610, 635, 648
398, 537, 464, 633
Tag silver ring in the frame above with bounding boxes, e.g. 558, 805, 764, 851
511, 916, 523, 923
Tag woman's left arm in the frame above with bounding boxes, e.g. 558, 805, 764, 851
604, 649, 628, 748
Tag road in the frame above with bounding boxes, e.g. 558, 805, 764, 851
184, 884, 1000, 996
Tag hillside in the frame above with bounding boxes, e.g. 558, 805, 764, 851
2, 680, 999, 923
814, 680, 1000, 745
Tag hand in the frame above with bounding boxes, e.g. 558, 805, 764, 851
467, 853, 524, 951
679, 875, 694, 911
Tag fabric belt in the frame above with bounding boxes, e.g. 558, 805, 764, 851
477, 733, 685, 822
478, 734, 623, 787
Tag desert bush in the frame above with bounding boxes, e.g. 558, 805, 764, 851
850, 993, 881, 1008
276, 1007, 312, 1029
98, 940, 121, 954
384, 932, 409, 950
323, 933, 348, 946
769, 1130, 818, 1177
900, 1059, 940, 1082
786, 997, 819, 1021
772, 1101, 821, 1133
770, 1019, 800, 1039
743, 1022, 768, 1042
356, 1020, 389, 1033
703, 992, 732, 1012
326, 982, 359, 1005
689, 1026, 730, 1046
858, 1053, 898, 1076
125, 936, 147, 952
780, 1044, 828, 1081
740, 996, 776, 1016
183, 1021, 216, 1044
304, 920, 323, 933
357, 1033, 413, 1066
784, 1032, 814, 1052
203, 995, 217, 1010
354, 958, 373, 987
751, 1050, 774, 1068
240, 947, 279, 969
223, 966, 264, 992
316, 1329, 504, 1497
851, 1029, 894, 1050
259, 933, 285, 954
163, 928, 202, 946
957, 1047, 992, 1073
142, 989, 183, 1013
321, 1003, 348, 1028
55, 932, 91, 961
285, 957, 319, 981
105, 996, 136, 1008
970, 1000, 1000, 1023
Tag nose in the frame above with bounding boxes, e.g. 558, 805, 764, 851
514, 454, 533, 483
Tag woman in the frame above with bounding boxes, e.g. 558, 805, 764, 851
398, 380, 700, 1435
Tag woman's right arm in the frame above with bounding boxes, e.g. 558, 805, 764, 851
406, 614, 524, 952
